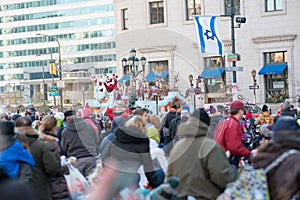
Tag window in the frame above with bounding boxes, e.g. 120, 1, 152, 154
121, 8, 128, 30
266, 0, 283, 12
224, 0, 240, 15
203, 56, 226, 103
148, 60, 169, 85
204, 56, 225, 68
263, 51, 288, 103
150, 1, 164, 24
185, 0, 201, 20
264, 51, 287, 64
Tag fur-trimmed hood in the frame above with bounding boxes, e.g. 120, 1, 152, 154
15, 126, 39, 138
39, 131, 58, 143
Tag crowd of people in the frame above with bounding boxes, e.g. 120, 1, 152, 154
0, 99, 299, 200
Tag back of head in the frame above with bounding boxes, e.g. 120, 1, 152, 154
133, 108, 148, 116
230, 100, 244, 115
272, 116, 300, 143
283, 101, 291, 110
191, 108, 210, 126
0, 121, 15, 137
0, 113, 8, 120
149, 114, 160, 130
262, 104, 269, 112
39, 115, 57, 132
125, 115, 147, 135
217, 105, 225, 113
15, 116, 33, 127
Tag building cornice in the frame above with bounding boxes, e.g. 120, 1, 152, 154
252, 34, 297, 44
138, 45, 176, 53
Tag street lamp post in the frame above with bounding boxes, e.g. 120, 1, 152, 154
251, 69, 257, 104
37, 33, 63, 112
42, 61, 46, 113
82, 89, 86, 108
121, 49, 146, 92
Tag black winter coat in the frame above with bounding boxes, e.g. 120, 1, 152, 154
18, 127, 58, 200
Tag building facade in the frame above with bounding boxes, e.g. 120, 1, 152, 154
114, 0, 300, 106
0, 0, 116, 108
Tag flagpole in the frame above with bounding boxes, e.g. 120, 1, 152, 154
230, 0, 238, 101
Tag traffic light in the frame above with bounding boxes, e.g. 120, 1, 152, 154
49, 62, 57, 75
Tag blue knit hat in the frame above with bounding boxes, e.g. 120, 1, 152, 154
272, 116, 300, 143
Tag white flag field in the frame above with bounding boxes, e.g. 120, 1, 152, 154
194, 16, 223, 56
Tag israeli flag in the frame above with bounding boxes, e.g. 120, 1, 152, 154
194, 16, 223, 56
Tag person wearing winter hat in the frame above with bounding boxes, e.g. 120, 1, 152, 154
255, 104, 273, 126
280, 100, 296, 118
252, 116, 300, 200
0, 121, 35, 183
214, 100, 250, 167
208, 105, 225, 139
167, 108, 236, 199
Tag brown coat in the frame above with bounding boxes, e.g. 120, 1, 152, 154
252, 142, 300, 200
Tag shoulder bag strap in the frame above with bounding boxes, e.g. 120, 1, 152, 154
265, 149, 300, 173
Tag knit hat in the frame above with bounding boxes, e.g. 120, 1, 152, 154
171, 105, 177, 110
182, 105, 190, 113
191, 108, 210, 126
260, 124, 272, 139
262, 105, 269, 112
230, 100, 244, 109
64, 110, 75, 121
272, 116, 300, 143
0, 121, 15, 137
147, 127, 160, 144
245, 112, 252, 119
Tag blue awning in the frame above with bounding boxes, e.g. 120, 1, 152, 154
258, 63, 287, 75
200, 68, 225, 79
118, 75, 130, 83
146, 71, 168, 82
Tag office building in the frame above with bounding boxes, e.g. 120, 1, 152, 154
0, 0, 116, 108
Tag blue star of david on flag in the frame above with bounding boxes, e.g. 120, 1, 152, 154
194, 16, 223, 55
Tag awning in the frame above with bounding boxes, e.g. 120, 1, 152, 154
258, 63, 287, 75
200, 68, 225, 79
118, 75, 130, 83
146, 71, 168, 82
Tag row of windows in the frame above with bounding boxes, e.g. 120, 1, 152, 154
1, 42, 116, 58
2, 17, 114, 34
0, 5, 114, 23
0, 74, 24, 81
121, 0, 283, 29
95, 67, 117, 75
0, 0, 86, 11
0, 54, 116, 69
0, 30, 115, 47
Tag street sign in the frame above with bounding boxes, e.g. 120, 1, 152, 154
227, 54, 240, 62
225, 66, 244, 72
57, 81, 65, 88
49, 91, 59, 96
249, 85, 259, 89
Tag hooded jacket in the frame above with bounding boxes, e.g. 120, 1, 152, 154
253, 142, 300, 200
101, 126, 162, 192
61, 118, 100, 158
17, 126, 58, 200
167, 117, 236, 200
40, 131, 69, 200
0, 141, 34, 179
